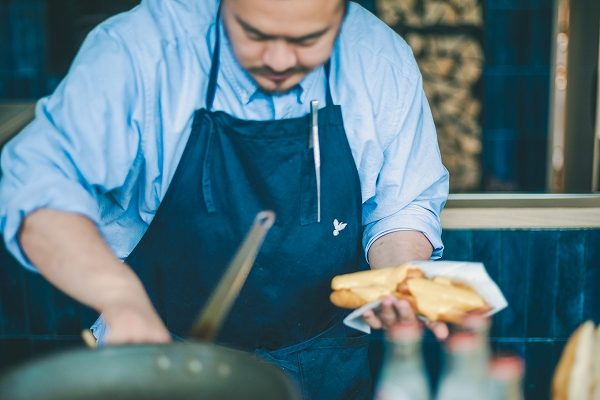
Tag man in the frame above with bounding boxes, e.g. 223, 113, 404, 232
0, 0, 448, 398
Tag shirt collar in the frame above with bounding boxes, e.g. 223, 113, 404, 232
218, 20, 323, 105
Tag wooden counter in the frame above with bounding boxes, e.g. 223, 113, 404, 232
442, 193, 600, 228
0, 103, 35, 146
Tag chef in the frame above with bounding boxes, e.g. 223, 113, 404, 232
0, 0, 449, 398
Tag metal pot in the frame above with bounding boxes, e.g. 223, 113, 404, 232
0, 342, 298, 400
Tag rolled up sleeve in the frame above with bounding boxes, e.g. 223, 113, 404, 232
362, 72, 449, 261
0, 27, 142, 270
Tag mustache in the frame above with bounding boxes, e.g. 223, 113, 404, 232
247, 66, 310, 76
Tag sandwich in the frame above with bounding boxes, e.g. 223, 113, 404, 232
330, 264, 490, 324
552, 321, 600, 400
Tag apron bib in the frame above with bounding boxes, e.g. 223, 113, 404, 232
125, 11, 372, 399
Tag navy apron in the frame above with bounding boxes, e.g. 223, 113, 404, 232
124, 15, 372, 400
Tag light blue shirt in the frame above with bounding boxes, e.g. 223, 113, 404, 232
0, 0, 448, 272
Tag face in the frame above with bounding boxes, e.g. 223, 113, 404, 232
222, 0, 345, 93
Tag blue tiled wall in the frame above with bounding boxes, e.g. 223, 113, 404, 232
0, 241, 97, 374
373, 228, 598, 400
0, 0, 48, 99
2, 228, 599, 399
482, 0, 553, 191
448, 228, 599, 399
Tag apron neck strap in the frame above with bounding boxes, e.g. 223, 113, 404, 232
206, 5, 334, 110
205, 3, 222, 111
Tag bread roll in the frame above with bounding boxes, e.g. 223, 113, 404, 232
552, 321, 597, 400
406, 278, 489, 324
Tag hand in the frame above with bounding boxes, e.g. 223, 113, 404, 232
100, 295, 171, 345
362, 295, 449, 340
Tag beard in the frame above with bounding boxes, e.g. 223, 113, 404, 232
246, 65, 312, 93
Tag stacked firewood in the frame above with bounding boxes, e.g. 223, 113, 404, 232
378, 0, 484, 191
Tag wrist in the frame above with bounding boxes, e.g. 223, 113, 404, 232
95, 262, 151, 313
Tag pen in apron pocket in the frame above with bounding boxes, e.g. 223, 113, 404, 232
309, 100, 321, 223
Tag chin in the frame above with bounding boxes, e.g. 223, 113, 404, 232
254, 75, 304, 94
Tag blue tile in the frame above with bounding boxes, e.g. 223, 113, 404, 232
583, 229, 600, 323
470, 229, 508, 337
524, 341, 561, 400
440, 230, 473, 261
484, 7, 552, 65
484, 10, 528, 66
519, 75, 550, 138
485, 0, 553, 11
491, 338, 526, 358
23, 273, 58, 335
472, 230, 502, 282
79, 305, 99, 332
483, 73, 520, 129
554, 230, 587, 338
493, 230, 530, 338
482, 136, 518, 182
53, 291, 85, 335
516, 137, 547, 191
526, 230, 559, 338
526, 9, 552, 66
0, 246, 30, 336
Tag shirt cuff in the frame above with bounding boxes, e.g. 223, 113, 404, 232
1, 179, 100, 271
363, 206, 444, 263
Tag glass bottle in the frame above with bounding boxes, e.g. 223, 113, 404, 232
374, 321, 431, 400
436, 332, 489, 400
458, 313, 492, 360
488, 355, 525, 400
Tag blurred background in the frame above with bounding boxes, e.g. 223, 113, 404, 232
1, 0, 598, 193
0, 1, 599, 399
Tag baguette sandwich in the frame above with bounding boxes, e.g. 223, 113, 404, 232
330, 264, 490, 324
552, 321, 600, 400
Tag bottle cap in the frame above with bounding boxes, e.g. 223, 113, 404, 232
458, 312, 491, 332
446, 332, 484, 352
489, 355, 525, 380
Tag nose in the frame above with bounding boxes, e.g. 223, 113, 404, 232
262, 39, 297, 73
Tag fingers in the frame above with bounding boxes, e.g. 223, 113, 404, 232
378, 297, 399, 327
101, 303, 172, 345
363, 309, 383, 329
426, 321, 449, 340
363, 296, 415, 330
362, 296, 449, 341
394, 298, 417, 322
105, 327, 171, 345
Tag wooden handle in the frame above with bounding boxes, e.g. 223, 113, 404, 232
81, 329, 98, 348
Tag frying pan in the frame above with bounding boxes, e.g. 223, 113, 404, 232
0, 211, 298, 400
0, 342, 297, 400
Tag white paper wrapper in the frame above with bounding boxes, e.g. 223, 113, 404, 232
343, 261, 508, 334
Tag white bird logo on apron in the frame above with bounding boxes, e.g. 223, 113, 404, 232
333, 219, 347, 236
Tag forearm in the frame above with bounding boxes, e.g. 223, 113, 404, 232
367, 230, 433, 269
19, 209, 150, 313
